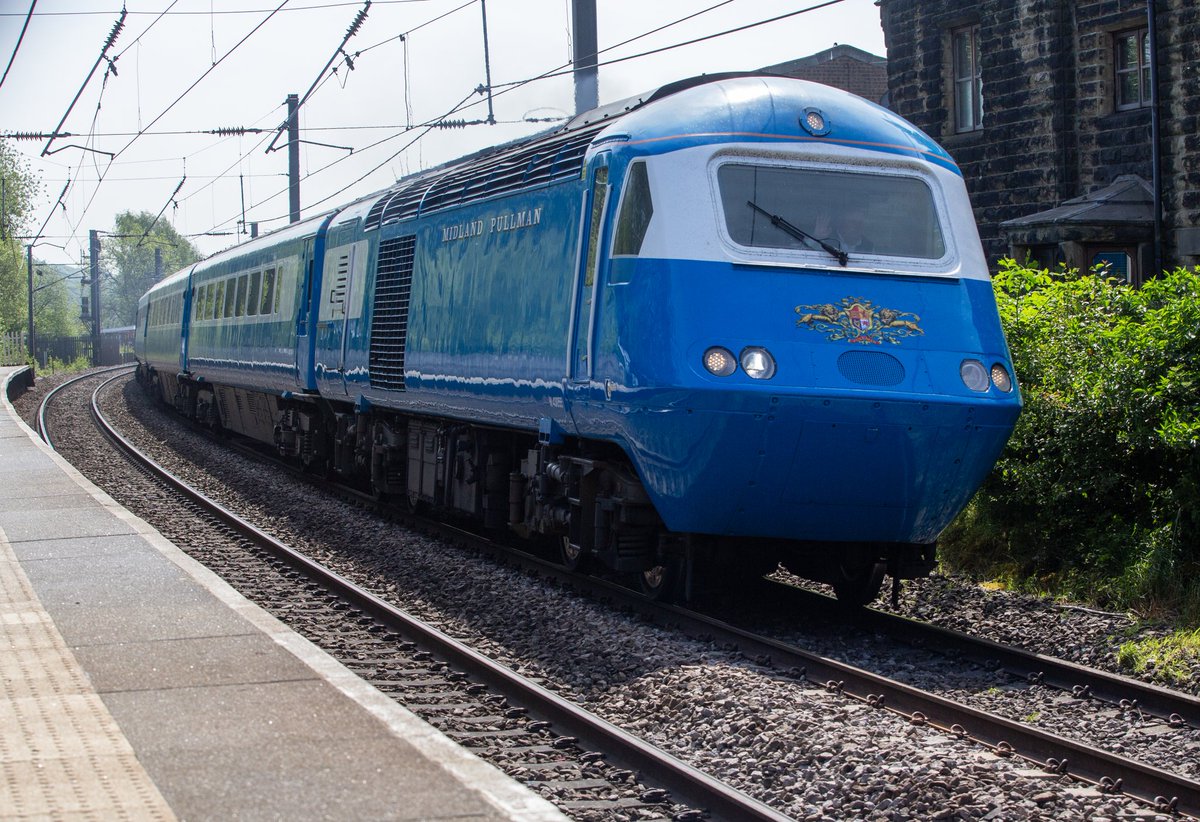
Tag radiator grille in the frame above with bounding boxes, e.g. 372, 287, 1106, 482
836, 350, 906, 386
369, 235, 415, 390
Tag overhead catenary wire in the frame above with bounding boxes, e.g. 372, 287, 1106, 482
41, 9, 126, 157
0, 0, 37, 91
113, 0, 181, 60
60, 1, 292, 252
265, 0, 372, 154
193, 0, 850, 240
21, 0, 852, 265
0, 1, 437, 17
134, 172, 187, 248
16, 0, 477, 255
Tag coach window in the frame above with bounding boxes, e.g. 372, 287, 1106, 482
247, 271, 261, 316
235, 275, 248, 317
205, 285, 215, 320
261, 268, 276, 315
612, 161, 653, 256
222, 279, 235, 318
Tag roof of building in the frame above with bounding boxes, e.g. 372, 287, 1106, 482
762, 44, 887, 73
1001, 175, 1155, 229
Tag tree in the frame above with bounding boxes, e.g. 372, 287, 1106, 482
102, 211, 200, 328
0, 140, 41, 335
32, 263, 86, 338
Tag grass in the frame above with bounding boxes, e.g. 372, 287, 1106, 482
1116, 627, 1200, 685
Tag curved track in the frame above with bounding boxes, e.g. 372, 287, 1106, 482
33, 368, 1200, 819
45, 370, 791, 822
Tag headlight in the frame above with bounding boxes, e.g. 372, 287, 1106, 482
960, 359, 989, 392
740, 347, 776, 380
991, 363, 1014, 393
703, 347, 737, 377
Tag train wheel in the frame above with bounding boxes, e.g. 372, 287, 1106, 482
638, 560, 679, 601
831, 560, 886, 607
559, 537, 589, 572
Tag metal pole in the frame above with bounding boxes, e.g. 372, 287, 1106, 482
479, 0, 496, 124
90, 230, 101, 366
26, 244, 34, 362
1146, 0, 1163, 280
571, 0, 598, 115
287, 93, 301, 223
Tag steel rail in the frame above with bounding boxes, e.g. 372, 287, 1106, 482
86, 373, 792, 822
321, 500, 1200, 818
584, 582, 1200, 819
36, 364, 135, 445
849, 593, 1200, 729
93, 370, 1200, 818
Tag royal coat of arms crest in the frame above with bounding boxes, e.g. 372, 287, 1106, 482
794, 297, 923, 345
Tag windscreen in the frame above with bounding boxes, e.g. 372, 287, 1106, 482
718, 163, 947, 261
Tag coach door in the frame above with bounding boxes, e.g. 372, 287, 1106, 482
315, 234, 368, 396
567, 155, 611, 400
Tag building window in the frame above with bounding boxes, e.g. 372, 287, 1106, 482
1115, 28, 1151, 110
952, 25, 983, 132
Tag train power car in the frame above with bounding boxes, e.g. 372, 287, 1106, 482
135, 74, 1021, 605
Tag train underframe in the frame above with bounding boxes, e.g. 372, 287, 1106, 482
140, 366, 936, 605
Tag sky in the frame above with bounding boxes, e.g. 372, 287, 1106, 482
0, 0, 886, 268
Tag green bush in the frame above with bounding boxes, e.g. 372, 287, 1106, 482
941, 261, 1200, 620
41, 355, 93, 375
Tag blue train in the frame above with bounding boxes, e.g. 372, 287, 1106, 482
136, 74, 1020, 604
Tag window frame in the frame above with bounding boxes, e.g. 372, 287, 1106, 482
611, 160, 655, 258
711, 156, 953, 271
1114, 27, 1152, 111
951, 24, 983, 133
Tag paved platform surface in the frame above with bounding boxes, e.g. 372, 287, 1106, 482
1, 365, 565, 821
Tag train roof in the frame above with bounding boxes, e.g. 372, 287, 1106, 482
186, 73, 956, 266
356, 73, 957, 231
355, 73, 774, 230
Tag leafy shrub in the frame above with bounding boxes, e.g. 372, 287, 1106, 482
41, 354, 93, 375
941, 262, 1200, 620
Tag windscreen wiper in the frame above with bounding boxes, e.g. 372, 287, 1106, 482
747, 200, 848, 267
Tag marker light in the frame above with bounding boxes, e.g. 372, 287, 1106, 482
740, 347, 777, 380
703, 347, 737, 377
960, 359, 989, 392
990, 363, 1014, 393
800, 107, 830, 136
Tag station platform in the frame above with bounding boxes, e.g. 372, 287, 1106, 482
0, 365, 565, 821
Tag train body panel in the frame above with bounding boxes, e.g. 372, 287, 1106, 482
186, 212, 333, 394
137, 266, 193, 372
326, 183, 583, 439
135, 74, 1022, 602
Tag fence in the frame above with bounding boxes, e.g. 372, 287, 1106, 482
0, 332, 25, 366
0, 331, 22, 364
0, 329, 137, 369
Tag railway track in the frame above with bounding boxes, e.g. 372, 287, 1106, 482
32, 368, 1200, 819
40, 368, 791, 822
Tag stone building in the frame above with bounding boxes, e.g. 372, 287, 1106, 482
877, 0, 1200, 283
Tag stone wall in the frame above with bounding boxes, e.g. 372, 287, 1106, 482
878, 0, 1200, 270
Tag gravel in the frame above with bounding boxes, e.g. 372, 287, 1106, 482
13, 366, 1193, 820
